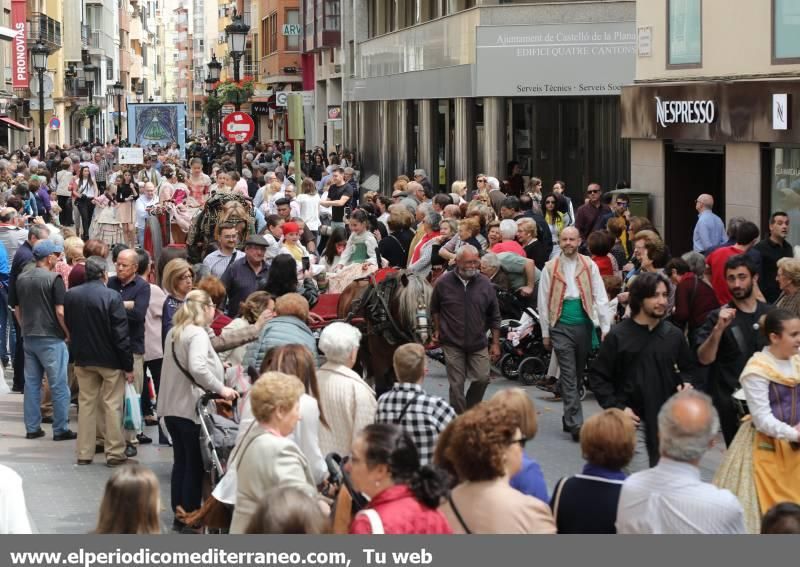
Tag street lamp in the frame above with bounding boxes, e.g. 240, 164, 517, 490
207, 53, 222, 143
225, 13, 250, 173
30, 41, 49, 151
135, 84, 143, 104
205, 77, 215, 142
83, 59, 97, 144
113, 81, 124, 143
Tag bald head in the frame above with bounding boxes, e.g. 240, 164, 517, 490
658, 390, 719, 464
696, 194, 714, 210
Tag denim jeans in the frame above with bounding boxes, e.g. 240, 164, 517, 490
23, 336, 70, 435
0, 285, 9, 361
137, 227, 145, 247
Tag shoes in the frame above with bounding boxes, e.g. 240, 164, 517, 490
26, 429, 45, 439
570, 427, 581, 443
106, 457, 137, 468
125, 444, 138, 458
53, 430, 77, 441
137, 432, 153, 444
41, 416, 54, 424
77, 459, 92, 465
536, 376, 559, 393
562, 417, 570, 434
11, 386, 23, 394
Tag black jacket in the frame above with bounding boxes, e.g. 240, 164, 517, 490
64, 280, 134, 372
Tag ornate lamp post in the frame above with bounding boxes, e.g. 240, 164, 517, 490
225, 14, 250, 173
82, 59, 97, 143
30, 41, 50, 150
206, 53, 222, 143
113, 81, 124, 142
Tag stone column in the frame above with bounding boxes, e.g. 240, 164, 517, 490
454, 97, 475, 187
417, 99, 438, 184
483, 96, 507, 180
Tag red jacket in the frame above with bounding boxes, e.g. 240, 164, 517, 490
349, 485, 453, 535
591, 255, 614, 277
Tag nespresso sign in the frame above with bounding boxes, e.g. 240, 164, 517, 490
622, 80, 800, 143
655, 97, 715, 127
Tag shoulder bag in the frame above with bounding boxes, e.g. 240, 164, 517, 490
446, 493, 473, 534
356, 509, 385, 534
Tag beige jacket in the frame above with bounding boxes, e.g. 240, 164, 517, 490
229, 427, 316, 534
317, 362, 377, 457
440, 478, 557, 534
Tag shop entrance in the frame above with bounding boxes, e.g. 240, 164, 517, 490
664, 142, 726, 256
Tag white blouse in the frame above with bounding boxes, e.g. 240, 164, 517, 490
741, 351, 800, 442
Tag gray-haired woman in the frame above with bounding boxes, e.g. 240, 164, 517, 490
408, 211, 442, 278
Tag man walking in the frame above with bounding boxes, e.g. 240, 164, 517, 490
692, 194, 726, 253
538, 227, 611, 441
754, 211, 792, 304
616, 390, 746, 534
574, 183, 610, 241
15, 239, 75, 441
65, 256, 133, 467
202, 223, 245, 278
108, 248, 152, 456
430, 245, 501, 414
589, 272, 696, 472
320, 167, 352, 231
221, 235, 270, 317
696, 255, 772, 446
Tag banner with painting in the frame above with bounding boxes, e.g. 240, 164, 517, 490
126, 103, 186, 157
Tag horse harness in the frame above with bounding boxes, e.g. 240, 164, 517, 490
345, 272, 422, 346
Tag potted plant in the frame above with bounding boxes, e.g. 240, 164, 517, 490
214, 76, 255, 105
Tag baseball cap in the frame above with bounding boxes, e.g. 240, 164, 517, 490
244, 235, 269, 247
33, 239, 64, 260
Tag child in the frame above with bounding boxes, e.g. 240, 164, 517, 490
90, 185, 125, 246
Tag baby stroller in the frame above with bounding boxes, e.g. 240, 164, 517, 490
495, 290, 551, 386
197, 392, 240, 486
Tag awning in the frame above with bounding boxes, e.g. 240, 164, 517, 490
0, 116, 30, 131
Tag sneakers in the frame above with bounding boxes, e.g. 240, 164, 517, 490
136, 432, 153, 444
53, 430, 77, 441
26, 429, 45, 439
125, 444, 138, 458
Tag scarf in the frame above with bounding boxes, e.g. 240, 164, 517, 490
740, 351, 800, 388
410, 230, 440, 265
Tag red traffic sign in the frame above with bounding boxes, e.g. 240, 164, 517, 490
221, 112, 255, 144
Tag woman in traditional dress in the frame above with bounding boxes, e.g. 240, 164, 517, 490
114, 169, 139, 246
90, 184, 125, 247
738, 309, 800, 518
326, 210, 379, 293
187, 158, 212, 205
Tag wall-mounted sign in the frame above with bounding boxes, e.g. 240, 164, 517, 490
48, 116, 60, 130
119, 147, 144, 165
327, 106, 342, 120
774, 94, 789, 131
252, 103, 270, 115
276, 92, 288, 107
637, 26, 652, 57
655, 97, 715, 128
282, 24, 301, 36
11, 0, 26, 89
476, 22, 636, 97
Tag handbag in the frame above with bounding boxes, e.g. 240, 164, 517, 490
446, 493, 473, 534
356, 509, 384, 534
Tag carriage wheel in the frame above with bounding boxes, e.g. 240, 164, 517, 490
518, 356, 548, 386
500, 353, 521, 380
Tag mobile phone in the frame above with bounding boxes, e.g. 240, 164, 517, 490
302, 257, 311, 272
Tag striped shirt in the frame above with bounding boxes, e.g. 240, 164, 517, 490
616, 458, 746, 534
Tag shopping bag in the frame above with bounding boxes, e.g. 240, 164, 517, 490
147, 375, 157, 404
123, 382, 142, 432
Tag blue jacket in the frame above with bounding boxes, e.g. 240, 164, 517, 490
510, 454, 549, 503
243, 315, 318, 372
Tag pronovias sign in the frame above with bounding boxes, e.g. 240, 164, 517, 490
476, 22, 636, 97
655, 97, 715, 128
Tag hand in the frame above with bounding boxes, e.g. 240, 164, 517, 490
600, 331, 607, 342
489, 342, 501, 361
255, 308, 275, 329
715, 307, 737, 332
124, 371, 135, 384
616, 291, 629, 305
123, 300, 134, 310
677, 382, 694, 392
622, 263, 634, 272
32, 216, 45, 225
220, 387, 239, 401
308, 311, 325, 325
518, 286, 533, 297
543, 337, 552, 351
624, 407, 640, 426
361, 263, 370, 271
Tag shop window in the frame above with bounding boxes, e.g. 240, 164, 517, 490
773, 0, 800, 62
667, 0, 702, 67
772, 147, 800, 246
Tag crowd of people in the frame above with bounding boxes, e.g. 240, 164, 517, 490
0, 138, 798, 536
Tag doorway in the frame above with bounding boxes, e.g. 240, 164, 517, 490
664, 142, 726, 256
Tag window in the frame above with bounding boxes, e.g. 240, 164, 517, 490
667, 0, 702, 67
773, 0, 800, 62
269, 13, 278, 54
286, 9, 299, 50
771, 147, 800, 245
260, 17, 268, 55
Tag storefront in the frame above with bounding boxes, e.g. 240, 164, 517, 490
346, 14, 635, 198
622, 79, 800, 254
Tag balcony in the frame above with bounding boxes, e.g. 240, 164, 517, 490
119, 48, 131, 72
80, 24, 89, 48
130, 16, 143, 42
89, 30, 115, 55
64, 77, 90, 98
119, 8, 130, 32
27, 13, 62, 52
243, 63, 259, 81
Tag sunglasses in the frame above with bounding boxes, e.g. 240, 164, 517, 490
477, 178, 487, 183
587, 189, 600, 194
616, 201, 628, 207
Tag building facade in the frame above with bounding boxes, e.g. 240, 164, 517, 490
622, 0, 800, 254
340, 0, 634, 199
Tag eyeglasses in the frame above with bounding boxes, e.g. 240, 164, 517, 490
510, 437, 530, 448
616, 201, 628, 207
587, 189, 600, 194
477, 178, 487, 183
179, 273, 194, 281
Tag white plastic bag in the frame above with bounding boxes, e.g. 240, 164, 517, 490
0, 365, 9, 394
123, 382, 142, 432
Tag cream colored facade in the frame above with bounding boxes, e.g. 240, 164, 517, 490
636, 0, 800, 82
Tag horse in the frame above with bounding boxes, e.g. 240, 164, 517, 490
335, 270, 433, 396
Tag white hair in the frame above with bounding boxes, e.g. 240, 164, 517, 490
499, 219, 517, 240
480, 252, 500, 269
658, 390, 719, 463
318, 322, 362, 364
486, 177, 500, 191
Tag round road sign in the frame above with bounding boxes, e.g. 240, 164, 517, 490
221, 111, 255, 144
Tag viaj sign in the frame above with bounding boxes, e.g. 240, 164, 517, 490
655, 97, 715, 128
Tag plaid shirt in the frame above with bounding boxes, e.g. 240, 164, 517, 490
376, 383, 456, 465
